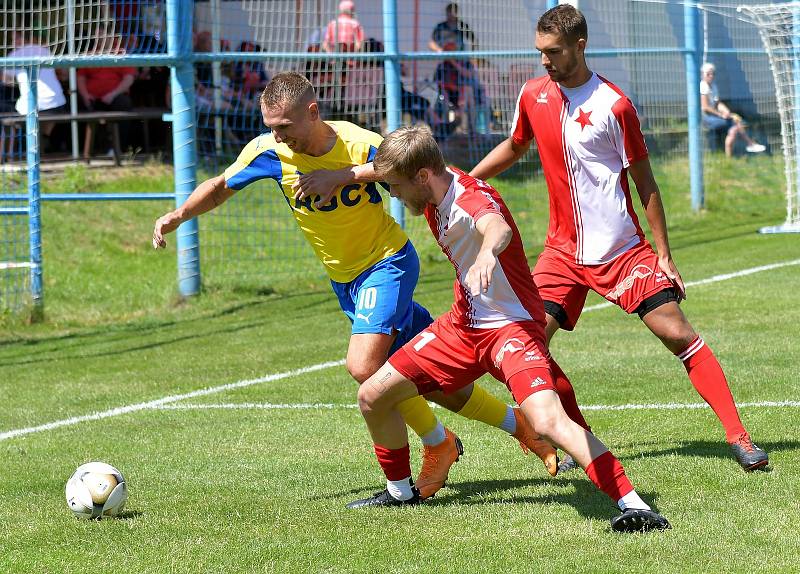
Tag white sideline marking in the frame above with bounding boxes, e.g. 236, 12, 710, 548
2, 258, 798, 442
0, 360, 345, 441
155, 400, 800, 412
583, 258, 800, 312
0, 261, 36, 270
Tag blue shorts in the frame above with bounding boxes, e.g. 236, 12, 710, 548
331, 241, 434, 355
703, 113, 733, 131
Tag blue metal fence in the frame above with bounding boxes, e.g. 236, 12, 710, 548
0, 0, 787, 314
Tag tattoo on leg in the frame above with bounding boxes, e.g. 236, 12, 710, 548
370, 371, 391, 394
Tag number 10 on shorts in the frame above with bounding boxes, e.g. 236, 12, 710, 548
356, 287, 378, 311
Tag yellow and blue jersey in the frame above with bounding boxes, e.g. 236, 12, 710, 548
223, 121, 408, 283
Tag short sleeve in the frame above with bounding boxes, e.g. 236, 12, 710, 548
609, 97, 648, 166
224, 137, 284, 191
699, 81, 711, 96
510, 84, 534, 145
454, 185, 503, 225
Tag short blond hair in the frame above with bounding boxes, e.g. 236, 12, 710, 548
373, 125, 447, 179
260, 72, 315, 110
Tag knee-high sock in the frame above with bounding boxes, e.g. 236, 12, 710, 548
677, 336, 745, 443
584, 451, 634, 502
457, 384, 509, 429
397, 395, 438, 438
374, 444, 412, 480
549, 356, 592, 432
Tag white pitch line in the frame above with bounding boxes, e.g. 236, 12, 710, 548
155, 400, 800, 412
2, 258, 798, 442
0, 359, 345, 442
583, 258, 800, 312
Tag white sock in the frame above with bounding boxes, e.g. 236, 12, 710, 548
499, 406, 517, 434
421, 422, 447, 446
387, 477, 415, 501
617, 490, 651, 512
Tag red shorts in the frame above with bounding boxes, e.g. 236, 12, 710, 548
388, 314, 556, 406
533, 242, 675, 331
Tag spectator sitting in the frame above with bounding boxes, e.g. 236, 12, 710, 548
77, 28, 136, 152
233, 42, 270, 95
429, 4, 486, 134
2, 31, 68, 152
305, 42, 336, 114
433, 42, 486, 134
397, 62, 455, 139
700, 62, 765, 156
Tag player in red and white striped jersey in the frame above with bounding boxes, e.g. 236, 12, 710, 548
471, 4, 767, 471
347, 125, 670, 533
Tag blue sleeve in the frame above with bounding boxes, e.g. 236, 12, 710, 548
366, 146, 391, 192
225, 149, 283, 191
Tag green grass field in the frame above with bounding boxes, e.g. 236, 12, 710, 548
1, 154, 799, 573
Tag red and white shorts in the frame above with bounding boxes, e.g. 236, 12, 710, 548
533, 241, 675, 331
388, 314, 556, 406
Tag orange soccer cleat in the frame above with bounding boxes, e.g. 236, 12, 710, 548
512, 407, 559, 477
415, 428, 464, 499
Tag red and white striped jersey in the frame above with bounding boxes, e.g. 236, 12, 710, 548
511, 72, 649, 265
424, 167, 546, 329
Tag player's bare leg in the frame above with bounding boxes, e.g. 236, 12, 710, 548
347, 332, 462, 499
347, 364, 440, 508
520, 389, 670, 532
349, 333, 552, 483
641, 301, 768, 470
542, 311, 592, 473
348, 332, 449, 444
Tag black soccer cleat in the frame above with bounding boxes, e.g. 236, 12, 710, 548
730, 432, 769, 471
611, 508, 671, 533
346, 487, 421, 509
557, 453, 579, 474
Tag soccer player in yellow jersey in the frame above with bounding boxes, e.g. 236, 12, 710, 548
152, 72, 557, 500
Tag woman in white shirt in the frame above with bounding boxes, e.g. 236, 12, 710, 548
700, 62, 765, 157
3, 32, 68, 148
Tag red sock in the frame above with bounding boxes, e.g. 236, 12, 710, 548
549, 356, 592, 432
584, 451, 634, 502
373, 444, 412, 481
677, 336, 745, 443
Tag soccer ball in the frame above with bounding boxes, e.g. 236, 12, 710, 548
65, 461, 128, 520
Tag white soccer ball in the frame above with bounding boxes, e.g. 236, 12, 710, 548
65, 461, 128, 520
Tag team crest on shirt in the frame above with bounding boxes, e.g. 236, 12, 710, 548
575, 108, 593, 130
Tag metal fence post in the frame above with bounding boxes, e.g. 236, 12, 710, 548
383, 0, 405, 228
167, 0, 201, 296
685, 1, 704, 211
26, 66, 43, 318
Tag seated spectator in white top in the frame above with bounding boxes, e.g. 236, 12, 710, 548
2, 31, 68, 144
700, 62, 765, 157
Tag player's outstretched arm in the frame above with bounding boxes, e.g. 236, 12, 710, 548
293, 163, 379, 208
470, 137, 530, 181
152, 174, 235, 249
628, 158, 686, 300
465, 213, 512, 296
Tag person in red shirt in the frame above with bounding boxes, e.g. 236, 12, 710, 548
345, 124, 670, 533
77, 31, 137, 152
322, 0, 364, 54
470, 4, 768, 472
